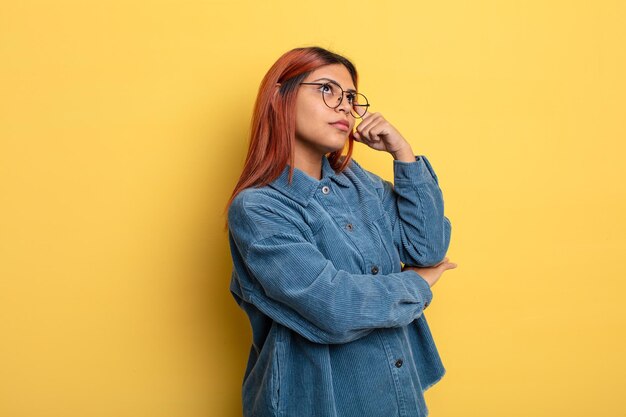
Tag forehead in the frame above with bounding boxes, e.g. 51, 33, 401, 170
305, 64, 355, 90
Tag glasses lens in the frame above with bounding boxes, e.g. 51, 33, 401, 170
351, 93, 369, 118
319, 83, 369, 118
321, 83, 343, 109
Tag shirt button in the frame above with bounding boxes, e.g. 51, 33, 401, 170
321, 185, 330, 194
395, 359, 403, 368
371, 265, 379, 275
346, 223, 353, 231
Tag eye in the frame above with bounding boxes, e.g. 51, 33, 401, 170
319, 83, 333, 94
346, 93, 356, 103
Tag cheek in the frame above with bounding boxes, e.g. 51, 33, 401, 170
296, 108, 325, 134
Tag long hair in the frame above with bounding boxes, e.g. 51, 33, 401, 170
224, 46, 359, 225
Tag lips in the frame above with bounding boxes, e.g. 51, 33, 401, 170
330, 120, 350, 131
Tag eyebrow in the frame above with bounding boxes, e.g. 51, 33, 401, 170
312, 77, 357, 93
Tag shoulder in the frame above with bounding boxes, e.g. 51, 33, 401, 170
228, 186, 308, 240
228, 186, 282, 222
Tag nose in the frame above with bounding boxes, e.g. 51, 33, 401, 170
335, 93, 352, 116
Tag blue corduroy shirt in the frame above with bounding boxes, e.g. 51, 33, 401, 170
227, 154, 452, 417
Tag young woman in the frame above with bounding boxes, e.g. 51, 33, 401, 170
225, 46, 457, 417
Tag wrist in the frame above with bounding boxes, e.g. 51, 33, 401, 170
391, 145, 415, 162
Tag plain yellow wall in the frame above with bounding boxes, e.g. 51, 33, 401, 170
1, 1, 625, 416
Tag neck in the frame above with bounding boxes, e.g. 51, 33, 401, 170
293, 142, 324, 181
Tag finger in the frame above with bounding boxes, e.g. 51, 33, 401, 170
442, 261, 458, 270
368, 121, 385, 142
436, 258, 453, 268
359, 111, 375, 122
359, 114, 382, 135
353, 128, 369, 143
361, 118, 385, 142
354, 129, 372, 144
355, 112, 381, 137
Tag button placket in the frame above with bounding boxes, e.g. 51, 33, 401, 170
319, 182, 382, 279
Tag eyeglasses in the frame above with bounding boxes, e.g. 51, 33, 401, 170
299, 81, 370, 119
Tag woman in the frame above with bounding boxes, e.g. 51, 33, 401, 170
225, 46, 457, 417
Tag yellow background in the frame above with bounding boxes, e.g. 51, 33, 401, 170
1, 1, 625, 416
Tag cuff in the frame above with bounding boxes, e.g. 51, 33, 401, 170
404, 269, 434, 309
393, 155, 439, 185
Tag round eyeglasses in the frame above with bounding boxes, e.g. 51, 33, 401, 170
299, 81, 370, 119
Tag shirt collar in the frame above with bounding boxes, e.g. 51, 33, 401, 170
268, 155, 352, 206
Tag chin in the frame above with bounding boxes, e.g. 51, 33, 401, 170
323, 139, 348, 155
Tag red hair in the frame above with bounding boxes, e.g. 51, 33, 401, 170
223, 46, 359, 227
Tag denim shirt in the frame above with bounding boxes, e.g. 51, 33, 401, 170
227, 154, 452, 417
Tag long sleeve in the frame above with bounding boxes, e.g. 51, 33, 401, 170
228, 191, 433, 345
362, 155, 452, 267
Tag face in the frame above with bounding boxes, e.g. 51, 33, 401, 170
292, 64, 357, 158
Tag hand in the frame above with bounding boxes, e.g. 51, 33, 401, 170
402, 257, 458, 288
353, 112, 413, 160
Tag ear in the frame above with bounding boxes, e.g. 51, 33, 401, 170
271, 83, 281, 103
